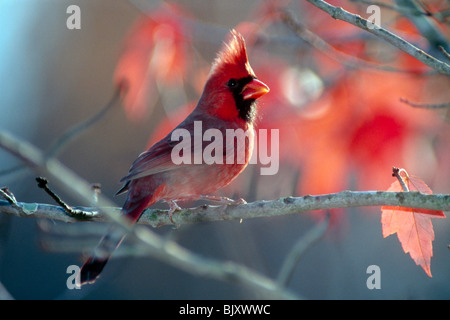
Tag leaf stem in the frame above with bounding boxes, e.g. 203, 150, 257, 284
392, 167, 409, 192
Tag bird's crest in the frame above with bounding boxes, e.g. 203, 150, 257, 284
210, 30, 255, 79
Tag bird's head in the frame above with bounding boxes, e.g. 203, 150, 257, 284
199, 30, 269, 123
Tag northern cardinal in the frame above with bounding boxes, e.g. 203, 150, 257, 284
80, 30, 269, 284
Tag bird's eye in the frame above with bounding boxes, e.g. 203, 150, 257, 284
227, 79, 238, 88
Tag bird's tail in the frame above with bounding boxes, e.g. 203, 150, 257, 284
79, 226, 126, 285
79, 192, 152, 285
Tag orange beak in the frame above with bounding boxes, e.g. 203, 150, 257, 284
242, 79, 270, 100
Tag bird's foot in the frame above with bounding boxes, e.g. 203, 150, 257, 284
167, 200, 181, 225
198, 195, 247, 205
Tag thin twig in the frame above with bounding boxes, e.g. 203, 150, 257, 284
0, 89, 120, 178
0, 188, 21, 211
46, 87, 121, 159
349, 0, 450, 24
395, 0, 450, 60
35, 177, 95, 219
306, 0, 450, 75
277, 213, 330, 286
392, 167, 409, 192
349, 0, 415, 15
281, 11, 425, 74
0, 282, 14, 300
439, 45, 450, 60
400, 97, 450, 109
0, 188, 32, 217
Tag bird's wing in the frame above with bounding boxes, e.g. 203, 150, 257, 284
115, 136, 186, 196
118, 113, 203, 185
119, 137, 184, 183
116, 112, 235, 196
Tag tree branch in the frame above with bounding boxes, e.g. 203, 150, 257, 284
306, 0, 450, 75
1, 115, 448, 297
399, 97, 450, 109
0, 282, 13, 300
281, 11, 423, 73
277, 213, 329, 286
0, 130, 299, 298
1, 190, 448, 227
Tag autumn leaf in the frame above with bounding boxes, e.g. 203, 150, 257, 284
114, 3, 192, 121
381, 168, 445, 277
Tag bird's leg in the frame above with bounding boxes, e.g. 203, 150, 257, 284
166, 196, 246, 223
168, 195, 247, 206
198, 195, 247, 205
167, 200, 181, 224
165, 195, 246, 222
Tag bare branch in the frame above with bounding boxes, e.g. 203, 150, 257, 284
394, 0, 449, 55
1, 128, 448, 228
349, 0, 450, 24
132, 225, 301, 299
277, 213, 330, 286
0, 89, 119, 178
400, 97, 450, 109
392, 167, 409, 192
281, 11, 422, 73
46, 88, 120, 159
439, 45, 450, 60
306, 0, 450, 75
0, 188, 22, 212
0, 282, 13, 300
0, 130, 298, 299
1, 190, 448, 227
35, 177, 97, 219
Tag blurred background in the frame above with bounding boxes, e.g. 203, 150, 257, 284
0, 0, 449, 299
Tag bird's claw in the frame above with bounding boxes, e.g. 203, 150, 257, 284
198, 195, 246, 205
234, 198, 247, 205
167, 200, 181, 225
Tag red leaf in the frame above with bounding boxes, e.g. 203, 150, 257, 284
114, 3, 191, 121
381, 169, 445, 277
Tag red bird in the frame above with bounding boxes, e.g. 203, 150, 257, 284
80, 30, 269, 284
